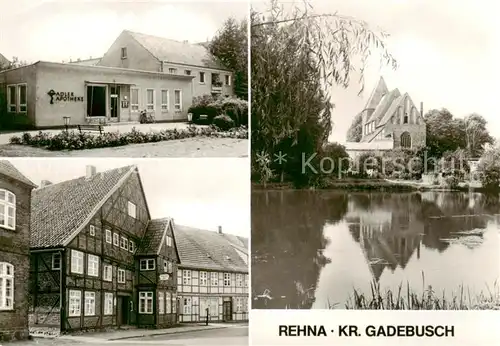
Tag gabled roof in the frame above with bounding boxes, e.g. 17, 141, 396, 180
364, 77, 389, 110
30, 166, 136, 249
137, 217, 180, 262
0, 161, 37, 188
174, 225, 248, 273
124, 30, 229, 70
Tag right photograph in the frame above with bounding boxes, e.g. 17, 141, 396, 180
250, 0, 499, 310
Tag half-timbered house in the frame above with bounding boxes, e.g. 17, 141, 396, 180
174, 225, 249, 323
0, 161, 36, 342
28, 165, 180, 334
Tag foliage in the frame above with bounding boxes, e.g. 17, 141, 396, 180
343, 276, 499, 310
477, 144, 500, 190
444, 175, 460, 189
188, 95, 248, 127
213, 114, 235, 131
350, 148, 424, 180
346, 113, 363, 142
9, 126, 248, 151
0, 56, 29, 71
464, 113, 495, 158
251, 0, 397, 187
425, 109, 493, 160
437, 149, 470, 180
209, 17, 248, 100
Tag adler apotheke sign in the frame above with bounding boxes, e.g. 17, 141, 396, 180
47, 90, 84, 104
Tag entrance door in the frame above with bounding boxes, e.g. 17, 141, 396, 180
117, 296, 130, 326
222, 301, 232, 322
110, 86, 120, 121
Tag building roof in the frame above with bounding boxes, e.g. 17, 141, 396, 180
137, 217, 180, 262
0, 53, 10, 68
70, 57, 102, 66
30, 166, 136, 248
0, 161, 37, 187
124, 30, 229, 70
364, 77, 389, 110
360, 77, 422, 143
174, 225, 248, 273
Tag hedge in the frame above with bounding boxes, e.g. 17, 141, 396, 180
188, 95, 248, 126
9, 125, 248, 151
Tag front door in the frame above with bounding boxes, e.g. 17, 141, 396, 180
110, 86, 120, 121
222, 301, 232, 322
117, 296, 130, 326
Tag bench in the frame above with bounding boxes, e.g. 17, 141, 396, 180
78, 124, 103, 135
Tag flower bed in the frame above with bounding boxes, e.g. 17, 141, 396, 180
9, 125, 248, 151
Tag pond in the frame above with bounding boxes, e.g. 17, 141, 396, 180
251, 190, 500, 309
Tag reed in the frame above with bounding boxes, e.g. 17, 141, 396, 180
340, 274, 499, 310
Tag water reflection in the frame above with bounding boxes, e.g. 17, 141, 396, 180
252, 191, 500, 309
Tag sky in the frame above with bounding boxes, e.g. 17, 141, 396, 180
10, 158, 250, 237
0, 0, 248, 63
253, 0, 500, 141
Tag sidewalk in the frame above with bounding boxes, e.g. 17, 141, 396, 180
55, 323, 235, 343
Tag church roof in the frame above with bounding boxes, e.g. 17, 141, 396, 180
364, 77, 389, 110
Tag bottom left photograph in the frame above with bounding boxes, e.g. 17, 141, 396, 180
0, 158, 249, 345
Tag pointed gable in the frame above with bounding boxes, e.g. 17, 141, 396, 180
137, 217, 180, 263
364, 77, 389, 110
30, 166, 135, 248
0, 161, 37, 188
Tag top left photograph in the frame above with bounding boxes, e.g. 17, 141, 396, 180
0, 0, 248, 158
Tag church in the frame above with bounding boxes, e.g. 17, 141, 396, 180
345, 77, 426, 157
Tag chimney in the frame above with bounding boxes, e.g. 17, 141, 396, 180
70, 58, 72, 63
183, 40, 188, 44
40, 180, 53, 188
86, 165, 97, 179
218, 226, 222, 234
420, 102, 424, 117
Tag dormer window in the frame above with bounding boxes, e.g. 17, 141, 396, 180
168, 68, 177, 74
0, 189, 16, 230
121, 47, 127, 59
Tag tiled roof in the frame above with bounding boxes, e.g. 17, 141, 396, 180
0, 161, 37, 187
30, 166, 135, 248
125, 30, 229, 70
174, 225, 248, 273
137, 217, 170, 255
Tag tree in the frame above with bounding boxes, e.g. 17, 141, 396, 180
477, 144, 500, 190
251, 0, 397, 187
424, 108, 465, 159
0, 56, 28, 71
346, 113, 362, 142
209, 18, 248, 100
464, 113, 494, 158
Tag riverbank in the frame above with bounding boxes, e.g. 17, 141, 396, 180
342, 280, 500, 310
252, 179, 498, 193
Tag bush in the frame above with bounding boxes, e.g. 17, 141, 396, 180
9, 126, 249, 151
188, 94, 248, 126
188, 94, 220, 124
213, 114, 235, 131
444, 175, 460, 189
